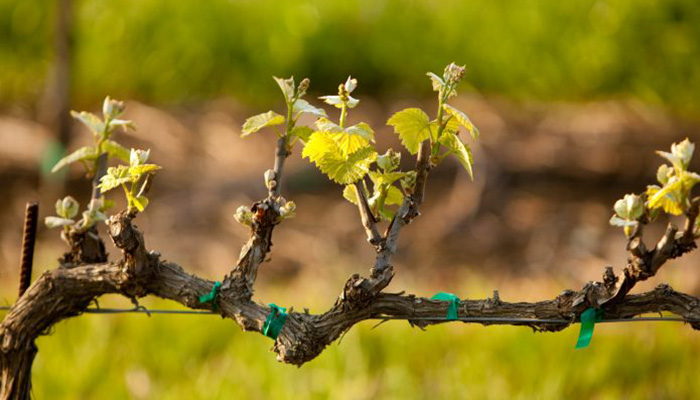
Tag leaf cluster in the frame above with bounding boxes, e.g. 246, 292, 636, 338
610, 138, 700, 237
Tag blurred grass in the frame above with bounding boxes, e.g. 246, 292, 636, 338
23, 296, 700, 399
2, 0, 700, 113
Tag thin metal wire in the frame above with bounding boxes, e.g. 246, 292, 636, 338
0, 305, 698, 323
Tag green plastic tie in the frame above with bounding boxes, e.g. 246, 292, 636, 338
263, 303, 288, 340
575, 307, 604, 349
431, 292, 461, 320
198, 281, 222, 311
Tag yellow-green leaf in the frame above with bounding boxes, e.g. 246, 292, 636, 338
132, 196, 149, 212
51, 146, 98, 173
438, 131, 474, 179
290, 126, 314, 143
387, 108, 431, 154
70, 111, 105, 135
443, 104, 479, 140
303, 135, 376, 184
241, 111, 285, 137
293, 99, 326, 118
102, 140, 130, 162
646, 183, 684, 215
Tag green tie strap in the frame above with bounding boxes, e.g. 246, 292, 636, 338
263, 303, 288, 340
575, 307, 604, 349
198, 281, 222, 311
431, 292, 461, 320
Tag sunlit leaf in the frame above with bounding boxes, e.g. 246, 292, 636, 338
438, 131, 474, 179
426, 72, 444, 92
646, 182, 684, 215
384, 185, 404, 206
442, 104, 479, 140
657, 164, 672, 185
51, 146, 98, 173
102, 140, 130, 162
387, 108, 431, 154
613, 194, 644, 220
132, 196, 149, 212
290, 126, 314, 143
315, 118, 343, 133
241, 111, 285, 137
129, 164, 161, 177
44, 216, 75, 229
303, 135, 376, 184
71, 111, 105, 135
274, 76, 295, 102
671, 138, 694, 169
293, 99, 327, 118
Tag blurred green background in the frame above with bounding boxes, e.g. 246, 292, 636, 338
2, 0, 700, 113
2, 0, 700, 399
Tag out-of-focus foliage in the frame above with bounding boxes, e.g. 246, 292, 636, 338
2, 0, 700, 111
30, 296, 700, 399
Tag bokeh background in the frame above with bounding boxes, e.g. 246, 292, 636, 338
2, 0, 700, 398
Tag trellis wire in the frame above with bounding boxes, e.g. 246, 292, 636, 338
0, 305, 697, 324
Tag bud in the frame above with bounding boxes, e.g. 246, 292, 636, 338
671, 138, 695, 169
264, 169, 277, 191
443, 63, 466, 84
613, 193, 644, 221
279, 200, 296, 219
130, 148, 150, 166
234, 206, 254, 227
344, 76, 357, 94
103, 96, 126, 120
56, 196, 79, 219
297, 78, 310, 98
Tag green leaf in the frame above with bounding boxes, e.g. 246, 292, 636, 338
70, 111, 105, 135
102, 140, 130, 162
438, 131, 474, 179
302, 132, 340, 165
609, 215, 638, 228
290, 126, 314, 143
387, 108, 431, 154
377, 149, 401, 172
314, 119, 374, 156
657, 164, 672, 185
345, 122, 375, 141
342, 185, 360, 205
51, 146, 98, 173
129, 164, 161, 177
293, 99, 327, 118
426, 72, 445, 92
303, 137, 376, 184
320, 95, 359, 109
671, 138, 694, 169
613, 194, 644, 220
646, 182, 684, 215
45, 216, 75, 229
274, 76, 295, 102
384, 185, 404, 206
108, 119, 136, 132
241, 111, 285, 137
315, 118, 344, 133
132, 196, 149, 212
368, 170, 412, 187
442, 104, 479, 140
99, 165, 133, 193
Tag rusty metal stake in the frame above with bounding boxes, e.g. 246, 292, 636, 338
19, 202, 39, 297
